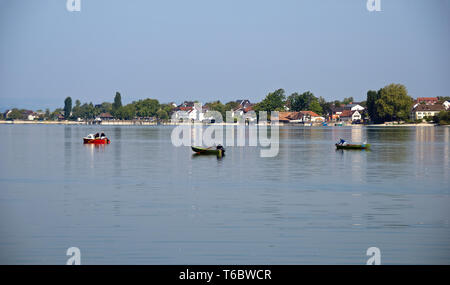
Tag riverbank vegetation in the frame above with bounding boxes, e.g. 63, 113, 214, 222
433, 111, 450, 125
3, 83, 449, 125
366, 84, 414, 124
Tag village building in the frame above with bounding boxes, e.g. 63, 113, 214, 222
172, 103, 215, 122
336, 109, 363, 123
278, 112, 301, 123
235, 99, 252, 109
98, 112, 114, 121
415, 97, 439, 105
330, 102, 365, 122
411, 104, 445, 120
231, 100, 254, 118
443, 101, 450, 110
278, 111, 324, 123
350, 104, 365, 112
178, 101, 195, 108
232, 106, 254, 118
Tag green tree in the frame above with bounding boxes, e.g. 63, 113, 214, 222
116, 104, 136, 120
366, 90, 381, 123
225, 101, 240, 111
64, 97, 72, 119
8, 109, 26, 120
433, 110, 450, 125
161, 103, 174, 115
156, 109, 169, 120
377, 84, 413, 122
45, 108, 51, 120
50, 108, 63, 120
309, 100, 323, 115
134, 98, 160, 118
97, 102, 113, 114
318, 96, 332, 116
112, 92, 122, 116
437, 96, 450, 104
287, 91, 323, 114
254, 89, 286, 113
72, 99, 82, 119
205, 101, 226, 119
342, 97, 354, 105
367, 84, 413, 123
155, 104, 174, 120
287, 92, 304, 111
77, 103, 95, 119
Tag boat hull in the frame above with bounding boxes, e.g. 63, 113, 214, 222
335, 144, 370, 150
83, 138, 110, 144
191, 146, 224, 156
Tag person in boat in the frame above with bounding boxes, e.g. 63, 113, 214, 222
216, 145, 225, 152
338, 138, 348, 146
94, 133, 100, 139
100, 132, 106, 139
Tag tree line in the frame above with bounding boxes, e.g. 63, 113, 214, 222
62, 92, 174, 121
253, 83, 448, 124
4, 84, 449, 124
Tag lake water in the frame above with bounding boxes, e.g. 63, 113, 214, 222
0, 124, 449, 264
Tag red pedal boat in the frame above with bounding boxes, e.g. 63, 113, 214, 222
83, 133, 111, 144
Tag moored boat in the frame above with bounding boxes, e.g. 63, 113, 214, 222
335, 143, 370, 150
335, 138, 370, 150
83, 133, 111, 144
191, 145, 225, 156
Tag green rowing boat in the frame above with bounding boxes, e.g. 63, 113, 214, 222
191, 146, 225, 156
335, 143, 371, 150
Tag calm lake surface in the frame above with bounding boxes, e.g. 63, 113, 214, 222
0, 124, 449, 264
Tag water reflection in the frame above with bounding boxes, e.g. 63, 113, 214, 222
445, 127, 449, 181
414, 127, 446, 181
64, 126, 72, 172
113, 127, 122, 178
63, 126, 72, 218
351, 126, 363, 143
191, 153, 225, 161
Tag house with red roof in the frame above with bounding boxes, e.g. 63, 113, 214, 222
338, 109, 363, 122
416, 97, 438, 105
278, 111, 324, 123
411, 104, 445, 121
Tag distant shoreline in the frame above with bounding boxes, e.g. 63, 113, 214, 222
0, 120, 443, 127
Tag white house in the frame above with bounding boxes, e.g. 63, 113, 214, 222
188, 104, 202, 121
351, 110, 362, 121
351, 104, 365, 112
443, 101, 450, 110
339, 110, 362, 122
411, 104, 445, 120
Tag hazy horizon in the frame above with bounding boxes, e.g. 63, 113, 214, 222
1, 0, 449, 111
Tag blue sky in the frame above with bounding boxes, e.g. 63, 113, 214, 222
0, 0, 449, 111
